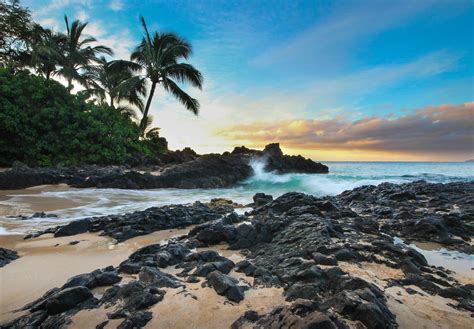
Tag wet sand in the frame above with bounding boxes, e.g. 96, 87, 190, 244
386, 286, 472, 329
339, 262, 473, 329
0, 184, 85, 217
0, 227, 193, 323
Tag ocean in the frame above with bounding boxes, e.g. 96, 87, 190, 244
0, 161, 473, 235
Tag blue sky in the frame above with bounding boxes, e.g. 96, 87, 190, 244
24, 0, 474, 160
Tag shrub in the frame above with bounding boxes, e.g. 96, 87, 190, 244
0, 68, 163, 166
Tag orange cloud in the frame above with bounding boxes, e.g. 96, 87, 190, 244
216, 102, 474, 161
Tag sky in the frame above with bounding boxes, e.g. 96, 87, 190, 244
24, 0, 474, 161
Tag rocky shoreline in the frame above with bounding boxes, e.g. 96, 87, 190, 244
1, 181, 472, 328
0, 143, 328, 190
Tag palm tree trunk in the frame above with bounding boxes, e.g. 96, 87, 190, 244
67, 78, 73, 92
110, 97, 114, 108
139, 82, 156, 133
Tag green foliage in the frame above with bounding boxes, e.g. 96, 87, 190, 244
0, 0, 34, 68
143, 130, 168, 155
0, 2, 202, 166
0, 68, 164, 166
110, 16, 203, 133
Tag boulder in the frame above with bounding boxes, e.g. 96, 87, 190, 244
207, 271, 244, 302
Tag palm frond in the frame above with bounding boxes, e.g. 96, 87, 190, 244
165, 63, 203, 89
163, 77, 199, 115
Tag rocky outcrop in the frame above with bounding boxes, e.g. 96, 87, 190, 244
0, 143, 328, 190
5, 181, 472, 328
27, 202, 223, 242
337, 181, 474, 252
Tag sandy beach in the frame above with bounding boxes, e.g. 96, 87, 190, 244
0, 227, 193, 323
1, 181, 473, 329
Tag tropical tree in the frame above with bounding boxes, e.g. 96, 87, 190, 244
111, 16, 203, 133
83, 56, 146, 117
57, 15, 113, 91
0, 0, 34, 69
30, 25, 65, 79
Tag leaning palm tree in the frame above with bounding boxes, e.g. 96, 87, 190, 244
84, 56, 146, 113
111, 16, 203, 133
58, 15, 113, 91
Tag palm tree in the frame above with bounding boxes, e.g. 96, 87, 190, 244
111, 16, 203, 133
30, 25, 65, 80
84, 56, 146, 113
58, 15, 113, 92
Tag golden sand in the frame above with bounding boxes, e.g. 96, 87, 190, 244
386, 286, 472, 329
0, 227, 193, 323
340, 261, 473, 329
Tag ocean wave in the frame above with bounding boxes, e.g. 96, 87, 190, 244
241, 159, 473, 196
1, 160, 472, 234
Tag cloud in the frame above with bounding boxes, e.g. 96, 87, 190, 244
149, 50, 463, 156
108, 0, 124, 11
303, 50, 462, 109
84, 21, 134, 60
215, 102, 474, 160
76, 9, 88, 21
33, 0, 93, 16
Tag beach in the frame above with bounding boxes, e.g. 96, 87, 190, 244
1, 162, 473, 328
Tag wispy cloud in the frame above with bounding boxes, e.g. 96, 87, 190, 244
251, 0, 436, 72
108, 0, 124, 12
216, 102, 474, 160
84, 21, 134, 60
303, 50, 462, 110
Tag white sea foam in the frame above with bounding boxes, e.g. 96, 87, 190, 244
0, 161, 472, 234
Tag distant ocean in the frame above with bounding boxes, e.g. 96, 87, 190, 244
1, 161, 473, 234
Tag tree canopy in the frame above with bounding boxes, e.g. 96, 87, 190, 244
0, 0, 202, 166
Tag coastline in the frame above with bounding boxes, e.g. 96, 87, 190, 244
0, 178, 472, 328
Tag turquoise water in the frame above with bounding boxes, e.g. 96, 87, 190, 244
241, 159, 474, 197
0, 160, 473, 234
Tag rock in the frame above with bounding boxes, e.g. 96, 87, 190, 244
254, 303, 339, 329
138, 267, 180, 288
312, 252, 337, 265
117, 311, 153, 329
253, 193, 273, 207
62, 267, 121, 290
207, 198, 243, 214
27, 203, 222, 242
193, 259, 235, 277
54, 219, 92, 237
333, 248, 356, 261
301, 311, 338, 329
207, 271, 244, 302
438, 287, 471, 299
231, 310, 261, 329
11, 161, 31, 171
0, 247, 19, 267
39, 286, 93, 315
101, 280, 163, 316
0, 143, 328, 190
